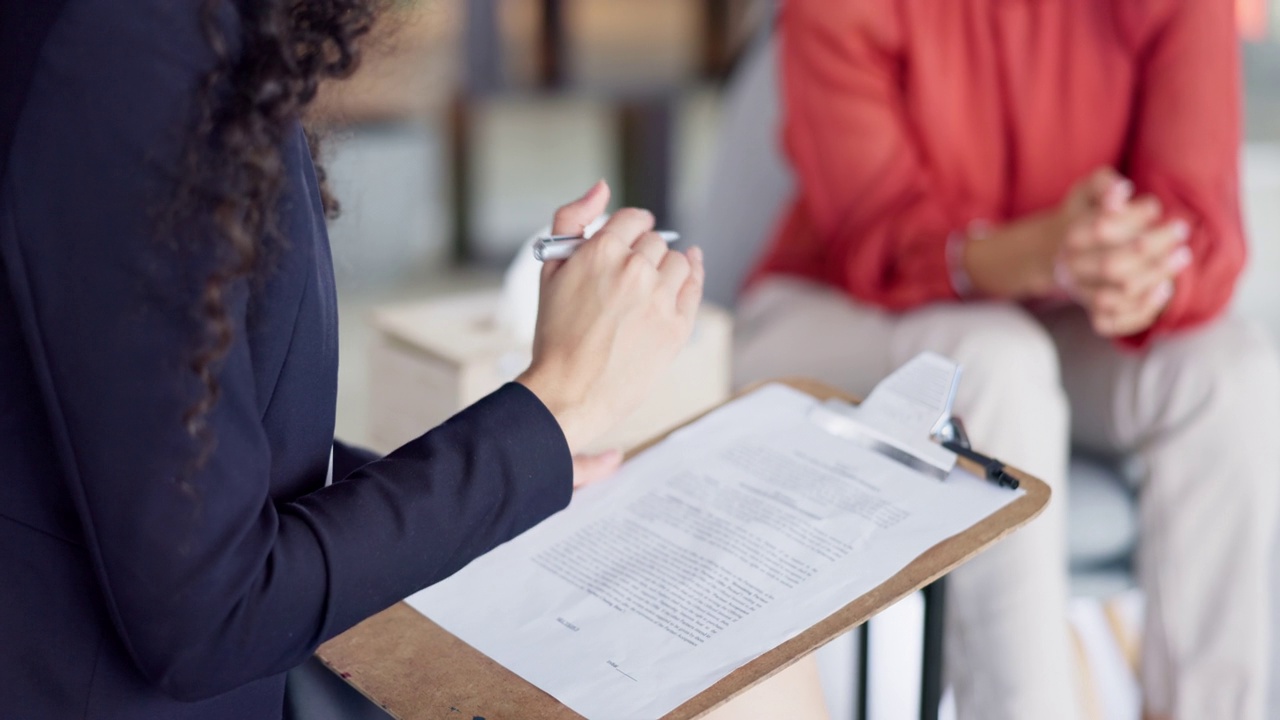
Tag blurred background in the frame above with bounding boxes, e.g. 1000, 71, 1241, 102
311, 0, 760, 445
314, 0, 1280, 446
305, 2, 1280, 718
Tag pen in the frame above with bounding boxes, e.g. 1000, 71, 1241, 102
533, 231, 680, 262
942, 440, 1020, 490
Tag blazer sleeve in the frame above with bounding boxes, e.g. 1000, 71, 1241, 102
332, 440, 379, 480
1119, 0, 1247, 346
0, 0, 572, 702
778, 0, 968, 309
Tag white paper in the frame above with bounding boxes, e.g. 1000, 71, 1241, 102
407, 384, 1021, 720
809, 352, 961, 478
857, 351, 960, 437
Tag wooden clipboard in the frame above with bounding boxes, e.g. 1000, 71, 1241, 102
315, 379, 1052, 719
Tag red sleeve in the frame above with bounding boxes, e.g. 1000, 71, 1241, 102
1120, 0, 1246, 346
778, 0, 969, 309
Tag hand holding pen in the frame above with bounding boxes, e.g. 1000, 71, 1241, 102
534, 231, 680, 261
517, 181, 705, 462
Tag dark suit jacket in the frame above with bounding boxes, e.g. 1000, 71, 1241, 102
0, 2, 572, 717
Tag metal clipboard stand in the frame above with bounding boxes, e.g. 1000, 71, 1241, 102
806, 353, 1019, 720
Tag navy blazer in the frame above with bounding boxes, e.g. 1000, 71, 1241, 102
0, 1, 572, 718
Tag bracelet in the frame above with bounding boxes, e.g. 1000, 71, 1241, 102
945, 221, 990, 298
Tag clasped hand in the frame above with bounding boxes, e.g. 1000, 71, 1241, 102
1052, 168, 1192, 337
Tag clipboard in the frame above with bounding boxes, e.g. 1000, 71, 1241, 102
315, 377, 1051, 719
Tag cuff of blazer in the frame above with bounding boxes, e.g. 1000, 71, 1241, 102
298, 381, 575, 641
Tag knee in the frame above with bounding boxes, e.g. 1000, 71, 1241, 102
1155, 318, 1280, 430
900, 304, 1070, 488
941, 304, 1064, 403
917, 304, 1069, 453
1151, 319, 1280, 508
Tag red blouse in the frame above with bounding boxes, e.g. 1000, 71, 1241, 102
752, 0, 1246, 345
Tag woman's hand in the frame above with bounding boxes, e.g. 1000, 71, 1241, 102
1055, 169, 1191, 336
517, 181, 705, 454
963, 167, 1191, 337
1062, 212, 1189, 336
963, 168, 1132, 299
572, 449, 624, 489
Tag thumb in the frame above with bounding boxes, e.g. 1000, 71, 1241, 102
572, 449, 624, 489
1087, 168, 1132, 212
552, 180, 611, 236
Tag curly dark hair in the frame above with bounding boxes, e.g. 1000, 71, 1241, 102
168, 0, 383, 468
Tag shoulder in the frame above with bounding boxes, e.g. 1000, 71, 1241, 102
4, 0, 236, 223
30, 0, 226, 140
2, 0, 239, 335
47, 0, 223, 66
7, 0, 229, 232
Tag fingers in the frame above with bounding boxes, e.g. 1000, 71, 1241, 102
1080, 224, 1189, 337
1064, 212, 1190, 337
546, 181, 611, 278
572, 449, 624, 489
1119, 242, 1189, 302
1067, 217, 1188, 285
652, 245, 703, 322
552, 180, 611, 235
1091, 281, 1175, 337
594, 207, 655, 254
1089, 195, 1161, 247
633, 231, 670, 267
675, 246, 705, 319
656, 245, 691, 294
1063, 168, 1132, 233
1115, 222, 1190, 296
541, 252, 563, 282
1081, 167, 1130, 212
1076, 245, 1186, 326
1097, 176, 1134, 213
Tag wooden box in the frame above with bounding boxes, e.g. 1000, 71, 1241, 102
368, 290, 733, 454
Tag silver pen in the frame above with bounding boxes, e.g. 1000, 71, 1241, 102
532, 231, 680, 262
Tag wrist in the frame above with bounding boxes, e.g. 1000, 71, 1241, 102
946, 224, 983, 298
516, 366, 593, 453
962, 212, 1062, 299
1025, 209, 1070, 296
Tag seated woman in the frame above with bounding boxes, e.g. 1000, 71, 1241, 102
734, 1, 1280, 719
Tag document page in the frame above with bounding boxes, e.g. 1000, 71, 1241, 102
407, 384, 1022, 720
856, 351, 961, 438
810, 352, 961, 478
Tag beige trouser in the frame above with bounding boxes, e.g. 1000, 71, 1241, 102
732, 277, 1280, 720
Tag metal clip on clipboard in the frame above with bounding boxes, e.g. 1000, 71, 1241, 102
806, 352, 1020, 490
